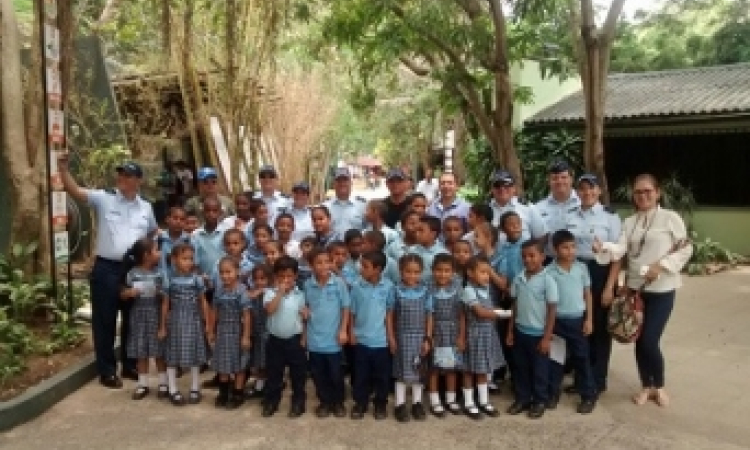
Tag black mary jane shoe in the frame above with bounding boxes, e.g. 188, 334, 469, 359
478, 403, 499, 418
463, 404, 482, 420
411, 402, 427, 421
170, 391, 186, 406
156, 385, 170, 400
394, 404, 410, 423
430, 404, 446, 418
132, 386, 150, 400
188, 390, 202, 405
445, 402, 462, 415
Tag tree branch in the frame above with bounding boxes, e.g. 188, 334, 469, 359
399, 57, 431, 77
487, 0, 508, 71
454, 0, 483, 20
580, 0, 597, 42
600, 0, 627, 44
93, 0, 123, 31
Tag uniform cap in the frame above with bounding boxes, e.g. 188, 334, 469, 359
115, 161, 144, 178
334, 167, 351, 179
386, 168, 407, 181
197, 167, 218, 181
548, 160, 571, 174
490, 169, 514, 186
292, 181, 310, 193
577, 173, 599, 186
259, 165, 278, 177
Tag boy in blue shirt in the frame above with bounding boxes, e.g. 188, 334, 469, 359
262, 256, 307, 418
506, 240, 558, 419
349, 251, 395, 420
361, 230, 399, 284
304, 248, 351, 419
364, 200, 399, 248
409, 216, 449, 281
546, 230, 596, 414
191, 197, 226, 298
157, 206, 191, 276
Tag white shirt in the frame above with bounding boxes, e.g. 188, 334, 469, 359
415, 178, 439, 203
596, 208, 693, 292
87, 189, 157, 260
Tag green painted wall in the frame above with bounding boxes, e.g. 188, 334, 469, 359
511, 60, 581, 129
614, 206, 750, 256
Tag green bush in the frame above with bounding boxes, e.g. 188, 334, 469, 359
0, 242, 52, 322
687, 232, 747, 275
0, 307, 34, 385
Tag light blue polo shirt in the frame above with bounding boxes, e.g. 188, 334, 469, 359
350, 276, 396, 348
496, 239, 524, 285
546, 261, 591, 319
87, 189, 158, 260
364, 224, 399, 248
210, 253, 255, 291
407, 242, 449, 281
157, 230, 191, 275
263, 287, 305, 339
511, 270, 559, 336
356, 255, 400, 285
324, 196, 366, 235
304, 274, 351, 353
191, 226, 226, 275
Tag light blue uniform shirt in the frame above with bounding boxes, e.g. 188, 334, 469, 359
426, 197, 471, 222
304, 275, 351, 353
364, 224, 399, 248
210, 252, 255, 291
534, 192, 580, 256
156, 230, 191, 275
341, 259, 360, 287
244, 245, 266, 266
511, 270, 559, 336
350, 277, 395, 348
407, 242, 449, 281
255, 190, 291, 225
564, 203, 622, 260
496, 240, 524, 285
279, 205, 314, 241
356, 255, 399, 285
547, 261, 591, 318
191, 226, 226, 275
324, 196, 366, 235
489, 197, 547, 243
86, 189, 158, 260
386, 236, 413, 261
263, 287, 305, 339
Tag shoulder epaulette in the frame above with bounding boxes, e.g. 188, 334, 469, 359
568, 206, 578, 213
104, 188, 116, 195
603, 205, 616, 214
355, 196, 366, 202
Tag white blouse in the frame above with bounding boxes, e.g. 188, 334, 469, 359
596, 207, 693, 292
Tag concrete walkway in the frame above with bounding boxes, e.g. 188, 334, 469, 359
2, 269, 749, 449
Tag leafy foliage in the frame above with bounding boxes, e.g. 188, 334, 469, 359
687, 232, 747, 276
516, 129, 584, 203
613, 172, 696, 222
0, 243, 52, 322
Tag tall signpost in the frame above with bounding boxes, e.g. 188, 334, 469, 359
39, 0, 72, 316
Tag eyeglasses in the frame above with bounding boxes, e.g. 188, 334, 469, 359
259, 174, 276, 180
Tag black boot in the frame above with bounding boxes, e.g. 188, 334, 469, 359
215, 381, 229, 408
226, 388, 245, 409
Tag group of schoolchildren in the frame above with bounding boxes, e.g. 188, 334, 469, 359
119, 190, 598, 422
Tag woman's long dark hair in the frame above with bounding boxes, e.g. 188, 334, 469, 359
120, 237, 156, 286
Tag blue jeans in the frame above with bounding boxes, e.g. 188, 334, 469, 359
309, 351, 345, 405
512, 329, 550, 405
353, 344, 390, 408
635, 290, 675, 388
89, 257, 135, 377
548, 316, 596, 400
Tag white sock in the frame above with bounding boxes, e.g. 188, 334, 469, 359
446, 391, 456, 404
477, 383, 489, 405
190, 367, 200, 392
158, 372, 167, 386
463, 388, 475, 407
429, 392, 441, 407
167, 368, 178, 394
395, 382, 407, 406
138, 374, 148, 388
255, 379, 265, 390
412, 383, 423, 404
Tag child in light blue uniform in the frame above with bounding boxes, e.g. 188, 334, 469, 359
304, 248, 351, 418
157, 206, 190, 276
191, 198, 226, 293
546, 230, 596, 414
361, 230, 399, 284
209, 229, 254, 291
506, 240, 558, 419
408, 216, 449, 282
349, 251, 396, 421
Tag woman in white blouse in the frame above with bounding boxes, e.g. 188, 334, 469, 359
593, 174, 692, 407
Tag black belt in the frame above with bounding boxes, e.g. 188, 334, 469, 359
95, 256, 123, 265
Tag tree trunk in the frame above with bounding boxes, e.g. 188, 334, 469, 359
1, 0, 41, 250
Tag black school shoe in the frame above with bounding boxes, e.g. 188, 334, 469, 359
100, 375, 123, 389
546, 392, 561, 410
132, 386, 149, 400
577, 399, 596, 414
350, 404, 366, 420
478, 403, 500, 418
120, 369, 139, 382
506, 401, 529, 415
315, 403, 331, 418
528, 403, 546, 419
215, 383, 230, 408
411, 402, 427, 421
226, 389, 246, 410
394, 404, 410, 423
262, 403, 278, 417
332, 403, 347, 418
288, 403, 305, 418
373, 404, 387, 420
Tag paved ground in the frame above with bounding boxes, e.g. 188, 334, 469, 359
2, 268, 750, 449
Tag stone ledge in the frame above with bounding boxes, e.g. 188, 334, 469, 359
0, 352, 97, 432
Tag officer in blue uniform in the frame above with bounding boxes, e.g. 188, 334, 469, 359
533, 160, 581, 261
254, 165, 291, 224
565, 173, 622, 394
488, 169, 547, 242
59, 156, 158, 388
280, 181, 314, 241
323, 167, 366, 236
